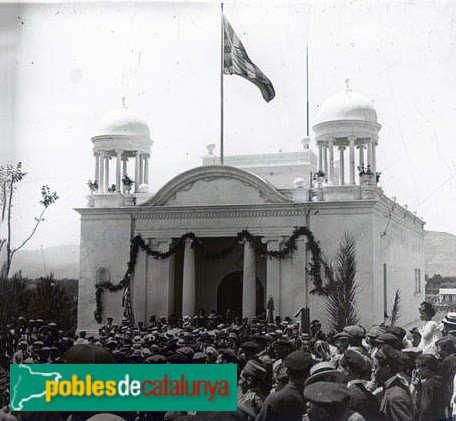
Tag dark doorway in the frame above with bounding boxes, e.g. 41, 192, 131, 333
217, 270, 264, 317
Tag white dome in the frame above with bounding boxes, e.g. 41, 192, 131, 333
97, 108, 150, 140
316, 90, 377, 124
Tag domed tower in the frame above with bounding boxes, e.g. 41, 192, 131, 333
91, 102, 153, 197
313, 84, 381, 187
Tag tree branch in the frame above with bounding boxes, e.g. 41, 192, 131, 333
10, 207, 48, 260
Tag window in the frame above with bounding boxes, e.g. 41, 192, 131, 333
96, 267, 111, 284
415, 268, 421, 293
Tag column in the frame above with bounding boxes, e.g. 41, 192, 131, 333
144, 155, 149, 185
98, 154, 105, 192
323, 145, 328, 175
242, 240, 256, 320
94, 152, 100, 184
349, 136, 356, 185
293, 237, 308, 311
135, 152, 141, 193
262, 238, 281, 316
139, 154, 144, 185
115, 150, 122, 193
358, 145, 365, 169
182, 238, 195, 316
133, 248, 147, 324
318, 143, 323, 171
104, 156, 110, 192
328, 139, 334, 184
372, 142, 377, 177
339, 146, 346, 186
147, 239, 175, 319
367, 140, 373, 172
122, 158, 128, 193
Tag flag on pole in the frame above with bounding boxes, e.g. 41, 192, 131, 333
223, 15, 275, 102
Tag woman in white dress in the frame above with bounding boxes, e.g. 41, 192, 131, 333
417, 301, 441, 355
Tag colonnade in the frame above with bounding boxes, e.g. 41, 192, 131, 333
93, 151, 150, 193
132, 235, 308, 322
317, 137, 377, 185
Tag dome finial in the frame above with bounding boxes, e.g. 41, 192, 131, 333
121, 96, 127, 108
344, 78, 351, 92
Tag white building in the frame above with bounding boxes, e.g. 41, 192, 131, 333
76, 88, 426, 335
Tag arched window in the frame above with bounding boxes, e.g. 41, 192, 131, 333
96, 267, 111, 284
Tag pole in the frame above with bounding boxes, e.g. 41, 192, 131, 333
220, 2, 225, 165
306, 44, 309, 137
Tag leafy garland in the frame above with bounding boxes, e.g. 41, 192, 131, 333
94, 227, 325, 324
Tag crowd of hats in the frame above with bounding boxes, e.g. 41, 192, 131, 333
2, 307, 456, 420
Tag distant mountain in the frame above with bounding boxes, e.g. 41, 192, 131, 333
425, 231, 456, 277
10, 244, 79, 279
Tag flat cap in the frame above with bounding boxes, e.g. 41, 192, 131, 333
367, 325, 385, 339
283, 351, 314, 372
386, 326, 406, 340
343, 349, 369, 373
343, 325, 366, 339
376, 333, 398, 346
241, 341, 260, 352
242, 360, 267, 380
303, 381, 350, 405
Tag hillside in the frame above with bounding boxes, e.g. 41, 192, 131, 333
10, 244, 79, 279
425, 231, 456, 277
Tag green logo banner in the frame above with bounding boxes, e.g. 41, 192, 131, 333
10, 364, 237, 412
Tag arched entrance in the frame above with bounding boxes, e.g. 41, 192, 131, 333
217, 271, 265, 317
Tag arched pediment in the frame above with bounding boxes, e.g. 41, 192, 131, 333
142, 165, 293, 206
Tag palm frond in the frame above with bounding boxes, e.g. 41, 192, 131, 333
390, 289, 402, 326
324, 233, 359, 331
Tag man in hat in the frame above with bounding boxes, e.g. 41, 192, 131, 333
344, 326, 369, 357
237, 360, 267, 420
435, 336, 456, 413
341, 350, 383, 421
331, 332, 349, 367
304, 361, 346, 387
443, 312, 456, 336
303, 382, 366, 421
374, 345, 413, 421
271, 338, 293, 392
256, 351, 314, 421
413, 354, 445, 421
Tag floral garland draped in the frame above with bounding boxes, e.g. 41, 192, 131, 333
94, 227, 325, 323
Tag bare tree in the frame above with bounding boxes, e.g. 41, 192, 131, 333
0, 162, 58, 279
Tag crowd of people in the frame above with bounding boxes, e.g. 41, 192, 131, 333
0, 301, 455, 420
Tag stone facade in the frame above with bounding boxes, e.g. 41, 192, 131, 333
76, 89, 426, 335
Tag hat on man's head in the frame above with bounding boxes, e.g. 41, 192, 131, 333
284, 351, 314, 372
343, 349, 370, 373
376, 344, 406, 367
242, 360, 267, 381
333, 332, 349, 341
241, 341, 260, 353
305, 361, 347, 387
343, 325, 366, 339
367, 325, 385, 339
443, 313, 456, 326
376, 333, 398, 346
386, 326, 406, 340
303, 381, 351, 405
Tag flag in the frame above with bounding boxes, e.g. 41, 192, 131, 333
223, 16, 275, 102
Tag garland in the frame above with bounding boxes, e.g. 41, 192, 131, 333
94, 227, 325, 323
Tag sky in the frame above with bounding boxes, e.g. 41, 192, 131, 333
1, 0, 456, 250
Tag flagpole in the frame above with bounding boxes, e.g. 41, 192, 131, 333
306, 44, 309, 137
220, 1, 224, 165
